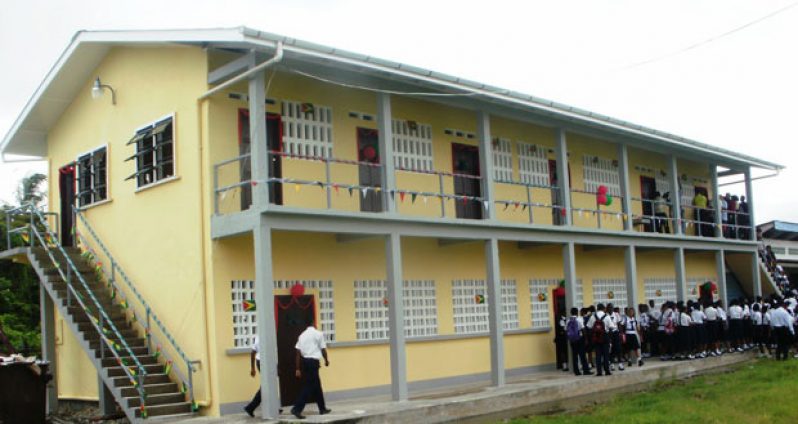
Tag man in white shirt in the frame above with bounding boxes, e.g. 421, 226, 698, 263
771, 302, 795, 361
291, 325, 331, 419
586, 304, 613, 376
244, 336, 281, 417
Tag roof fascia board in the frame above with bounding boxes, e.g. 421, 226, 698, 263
240, 33, 781, 171
76, 28, 246, 44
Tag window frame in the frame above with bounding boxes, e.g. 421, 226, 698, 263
125, 113, 177, 189
75, 144, 109, 208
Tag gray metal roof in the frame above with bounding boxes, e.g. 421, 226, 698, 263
0, 26, 785, 172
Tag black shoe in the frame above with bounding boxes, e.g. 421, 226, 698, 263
291, 409, 306, 420
574, 372, 581, 376
596, 373, 603, 377
320, 409, 332, 415
244, 407, 254, 417
605, 372, 612, 376
583, 371, 594, 375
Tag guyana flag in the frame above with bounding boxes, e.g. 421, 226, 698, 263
242, 300, 256, 312
474, 294, 485, 304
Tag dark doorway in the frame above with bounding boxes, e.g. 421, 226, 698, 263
452, 143, 482, 219
238, 110, 283, 209
552, 287, 567, 319
58, 164, 76, 247
357, 128, 382, 212
640, 176, 657, 232
275, 295, 316, 407
552, 287, 568, 370
694, 186, 711, 237
548, 160, 571, 226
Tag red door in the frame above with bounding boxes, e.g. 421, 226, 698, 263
275, 295, 316, 407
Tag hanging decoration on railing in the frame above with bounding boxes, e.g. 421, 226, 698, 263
164, 360, 173, 376
154, 345, 162, 360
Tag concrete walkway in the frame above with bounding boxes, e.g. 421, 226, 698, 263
174, 352, 755, 424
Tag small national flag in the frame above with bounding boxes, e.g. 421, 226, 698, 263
474, 294, 485, 304
120, 299, 129, 309
164, 360, 173, 375
411, 193, 418, 204
242, 300, 256, 312
153, 345, 162, 360
191, 401, 199, 412
129, 367, 137, 376
399, 192, 405, 202
301, 103, 315, 115
181, 382, 188, 394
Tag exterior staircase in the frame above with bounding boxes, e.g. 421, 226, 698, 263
3, 205, 198, 422
726, 252, 782, 298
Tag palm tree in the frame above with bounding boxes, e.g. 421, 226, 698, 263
15, 173, 47, 207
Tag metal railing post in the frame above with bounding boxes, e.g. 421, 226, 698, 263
146, 307, 152, 353
187, 359, 195, 407
100, 313, 106, 359
325, 158, 332, 209
526, 186, 533, 223
438, 174, 445, 218
596, 198, 602, 229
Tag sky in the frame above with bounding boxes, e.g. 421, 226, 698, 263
0, 0, 795, 223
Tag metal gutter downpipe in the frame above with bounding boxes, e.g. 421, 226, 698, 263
198, 41, 283, 100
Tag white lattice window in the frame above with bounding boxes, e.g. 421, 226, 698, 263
655, 174, 671, 198
492, 138, 513, 182
582, 156, 620, 196
231, 280, 257, 348
681, 181, 695, 209
644, 278, 677, 310
274, 280, 336, 342
592, 278, 628, 307
452, 279, 489, 334
518, 142, 550, 187
687, 277, 716, 301
501, 279, 519, 330
573, 278, 584, 309
281, 100, 333, 158
404, 280, 438, 337
392, 120, 433, 171
354, 280, 439, 340
354, 280, 389, 340
529, 279, 553, 329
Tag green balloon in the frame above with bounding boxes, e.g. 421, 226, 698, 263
605, 194, 613, 206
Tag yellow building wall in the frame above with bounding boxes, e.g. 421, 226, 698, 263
53, 308, 99, 399
45, 46, 212, 403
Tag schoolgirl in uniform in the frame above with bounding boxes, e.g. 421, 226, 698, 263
717, 301, 731, 353
638, 304, 650, 357
581, 307, 594, 370
742, 299, 753, 350
690, 301, 707, 358
660, 302, 676, 360
623, 307, 644, 367
676, 304, 694, 360
752, 303, 769, 358
704, 301, 720, 356
608, 304, 624, 370
728, 300, 744, 352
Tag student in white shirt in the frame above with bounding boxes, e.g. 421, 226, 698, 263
771, 302, 795, 361
291, 325, 331, 419
752, 303, 769, 358
675, 304, 693, 360
717, 301, 731, 353
728, 300, 744, 352
623, 307, 644, 367
647, 300, 662, 357
704, 302, 720, 356
690, 302, 707, 358
586, 303, 613, 376
608, 304, 624, 371
565, 307, 592, 376
659, 302, 676, 360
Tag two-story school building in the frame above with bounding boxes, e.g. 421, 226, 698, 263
0, 27, 784, 420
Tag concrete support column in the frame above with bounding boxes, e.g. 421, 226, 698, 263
39, 287, 57, 414
744, 166, 756, 241
248, 53, 270, 208
710, 165, 722, 238
478, 112, 496, 219
562, 242, 577, 312
385, 233, 407, 400
98, 375, 116, 415
377, 93, 397, 213
485, 238, 504, 386
715, 250, 728, 307
618, 144, 633, 231
669, 155, 682, 235
752, 252, 762, 297
674, 247, 687, 301
254, 217, 280, 419
624, 246, 638, 308
555, 129, 572, 226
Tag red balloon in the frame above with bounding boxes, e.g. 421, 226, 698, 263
597, 194, 607, 205
597, 185, 608, 195
290, 283, 305, 297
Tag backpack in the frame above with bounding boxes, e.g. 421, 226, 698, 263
566, 317, 581, 342
592, 313, 608, 344
664, 311, 676, 335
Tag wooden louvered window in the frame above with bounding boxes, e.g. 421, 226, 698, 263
76, 146, 108, 207
125, 115, 175, 188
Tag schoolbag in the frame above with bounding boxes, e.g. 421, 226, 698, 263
664, 311, 676, 335
566, 317, 581, 342
592, 313, 608, 344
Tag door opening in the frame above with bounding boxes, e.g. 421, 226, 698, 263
357, 128, 382, 212
275, 294, 316, 407
451, 143, 482, 220
58, 164, 76, 247
238, 110, 283, 209
640, 176, 657, 232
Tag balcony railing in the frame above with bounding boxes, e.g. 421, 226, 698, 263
212, 152, 754, 240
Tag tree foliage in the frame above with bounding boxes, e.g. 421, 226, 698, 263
0, 173, 48, 356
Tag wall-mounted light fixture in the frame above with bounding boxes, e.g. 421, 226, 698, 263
91, 77, 116, 105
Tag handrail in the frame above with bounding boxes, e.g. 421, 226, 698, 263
74, 207, 197, 409
14, 205, 147, 405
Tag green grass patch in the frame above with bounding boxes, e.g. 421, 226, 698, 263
507, 359, 798, 424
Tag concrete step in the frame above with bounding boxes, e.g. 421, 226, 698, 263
82, 327, 139, 341
113, 373, 171, 388
51, 280, 105, 292
106, 363, 164, 378
101, 355, 158, 368
31, 250, 84, 264
89, 337, 146, 351
68, 306, 126, 321
134, 402, 193, 418
78, 320, 130, 334
96, 345, 149, 359
126, 392, 186, 408
38, 262, 94, 274
120, 382, 179, 398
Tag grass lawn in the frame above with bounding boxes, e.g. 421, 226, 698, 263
507, 359, 798, 424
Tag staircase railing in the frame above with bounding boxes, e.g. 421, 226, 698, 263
6, 204, 148, 406
74, 206, 197, 411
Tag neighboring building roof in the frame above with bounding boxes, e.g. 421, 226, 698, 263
0, 27, 785, 172
759, 221, 798, 241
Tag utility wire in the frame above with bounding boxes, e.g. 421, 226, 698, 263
619, 1, 798, 70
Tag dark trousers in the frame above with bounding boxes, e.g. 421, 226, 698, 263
610, 331, 622, 363
570, 338, 590, 374
245, 361, 262, 413
594, 341, 611, 375
775, 327, 792, 360
292, 358, 326, 414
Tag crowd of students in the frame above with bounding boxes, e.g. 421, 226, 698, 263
647, 191, 750, 239
758, 239, 792, 293
557, 293, 798, 377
